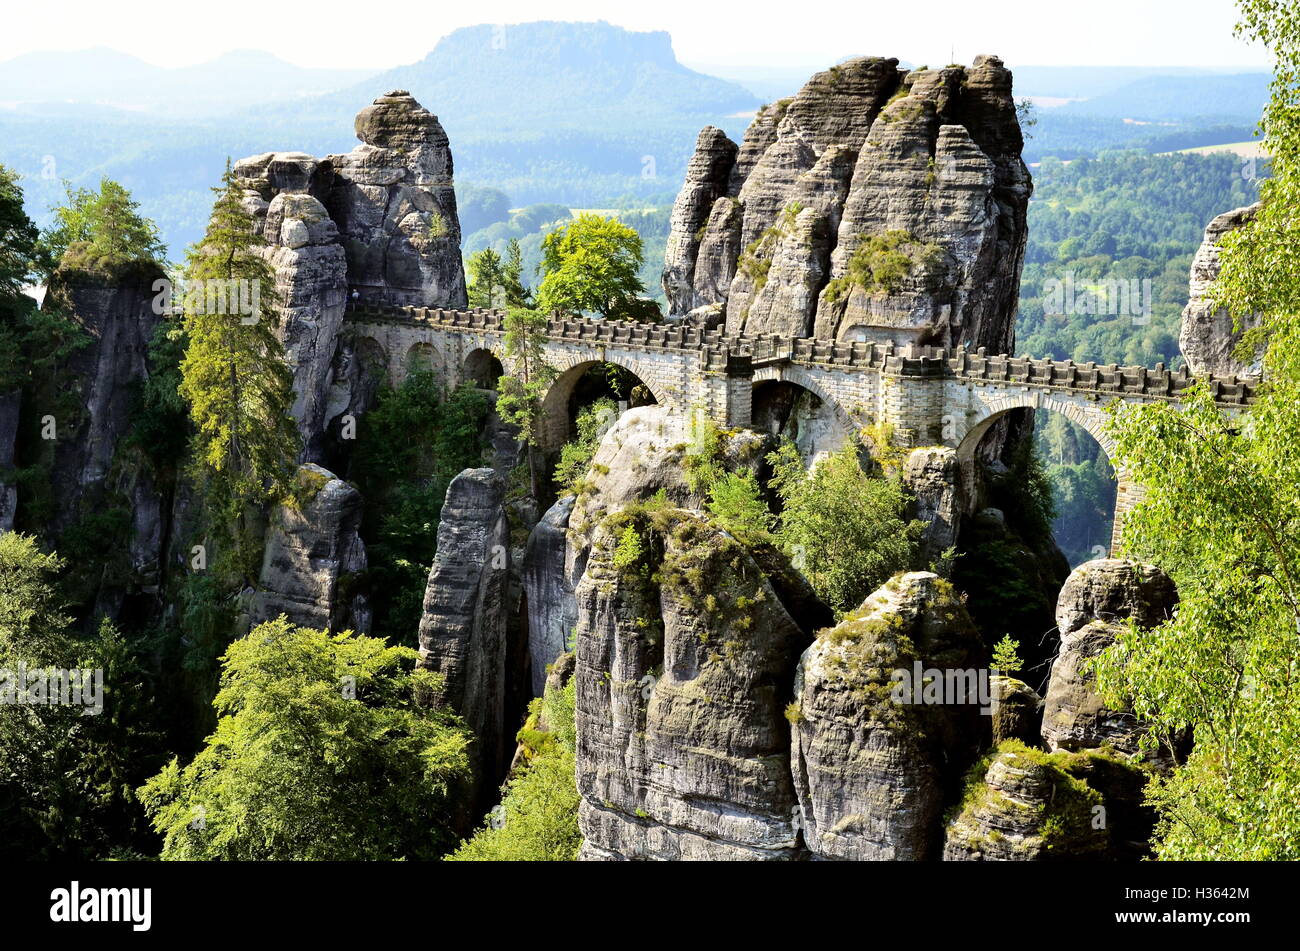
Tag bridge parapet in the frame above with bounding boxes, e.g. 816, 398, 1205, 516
344, 303, 1259, 408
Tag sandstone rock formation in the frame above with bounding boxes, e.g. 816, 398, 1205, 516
563, 405, 770, 587
522, 496, 579, 696
789, 571, 987, 860
261, 192, 348, 453
663, 127, 738, 316
1042, 559, 1177, 757
575, 508, 819, 860
249, 464, 371, 634
325, 91, 468, 310
991, 675, 1042, 746
942, 742, 1112, 860
231, 91, 468, 456
663, 56, 1030, 352
42, 263, 166, 536
416, 468, 514, 792
903, 446, 963, 562
1179, 203, 1263, 377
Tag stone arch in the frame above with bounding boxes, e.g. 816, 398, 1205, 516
955, 390, 1136, 554
751, 365, 857, 462
537, 355, 666, 452
402, 341, 439, 382
464, 347, 504, 389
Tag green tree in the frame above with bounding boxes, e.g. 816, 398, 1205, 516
449, 678, 580, 861
0, 532, 71, 665
38, 178, 165, 273
137, 617, 472, 860
768, 442, 922, 615
1093, 0, 1300, 859
496, 306, 556, 499
0, 165, 40, 391
178, 160, 300, 582
536, 213, 649, 319
502, 238, 531, 307
466, 247, 507, 309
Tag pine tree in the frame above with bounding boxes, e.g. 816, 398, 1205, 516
496, 306, 555, 499
178, 160, 300, 582
502, 238, 531, 308
466, 248, 506, 309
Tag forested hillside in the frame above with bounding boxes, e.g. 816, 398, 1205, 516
1014, 150, 1260, 562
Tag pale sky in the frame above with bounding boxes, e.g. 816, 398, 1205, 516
3, 0, 1271, 70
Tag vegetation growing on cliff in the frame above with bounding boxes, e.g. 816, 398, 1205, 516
449, 676, 581, 862
768, 440, 922, 615
178, 160, 299, 584
1094, 0, 1300, 860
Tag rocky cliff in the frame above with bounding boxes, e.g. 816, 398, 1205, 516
231, 91, 468, 455
416, 468, 520, 807
1179, 203, 1263, 377
662, 56, 1030, 352
791, 572, 986, 860
1041, 559, 1177, 759
41, 262, 167, 538
249, 464, 371, 634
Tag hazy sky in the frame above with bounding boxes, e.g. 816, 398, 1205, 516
4, 0, 1271, 70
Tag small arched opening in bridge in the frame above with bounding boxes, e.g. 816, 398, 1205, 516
537, 359, 660, 455
464, 348, 504, 389
403, 342, 438, 381
952, 398, 1127, 690
955, 401, 1121, 567
751, 371, 855, 465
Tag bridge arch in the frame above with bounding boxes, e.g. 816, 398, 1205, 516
464, 347, 504, 389
751, 365, 858, 462
402, 341, 439, 382
537, 354, 666, 452
954, 390, 1138, 555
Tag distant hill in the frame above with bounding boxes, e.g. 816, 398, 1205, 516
1056, 72, 1270, 122
0, 47, 376, 115
261, 20, 761, 132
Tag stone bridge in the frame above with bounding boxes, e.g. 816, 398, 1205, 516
344, 303, 1258, 551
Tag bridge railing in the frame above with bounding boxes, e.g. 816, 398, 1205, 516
345, 303, 1257, 407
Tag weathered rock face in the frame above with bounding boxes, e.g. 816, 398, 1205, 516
662, 127, 738, 316
325, 91, 467, 309
261, 192, 348, 453
1042, 559, 1177, 757
42, 263, 166, 537
563, 405, 770, 587
416, 468, 513, 791
575, 508, 820, 860
991, 676, 1042, 746
523, 496, 579, 696
249, 464, 371, 634
664, 56, 1030, 353
1179, 203, 1263, 377
942, 743, 1111, 861
231, 92, 468, 457
903, 446, 963, 562
790, 572, 987, 860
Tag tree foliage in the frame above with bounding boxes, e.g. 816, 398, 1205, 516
1093, 0, 1300, 859
536, 213, 653, 319
178, 160, 300, 581
768, 442, 922, 615
138, 617, 472, 860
